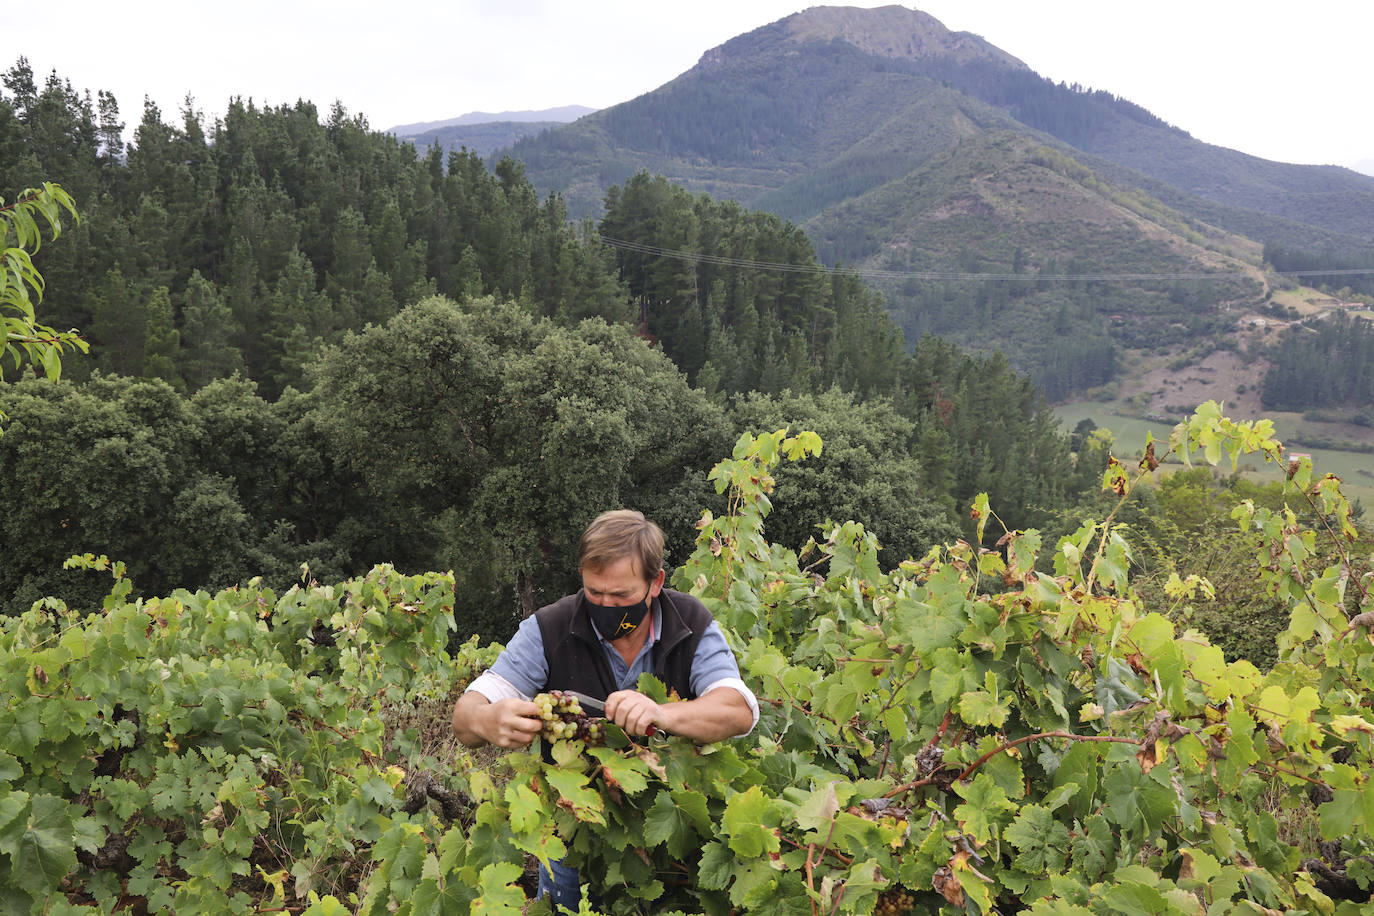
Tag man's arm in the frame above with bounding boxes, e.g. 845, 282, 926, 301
452, 616, 551, 748
451, 691, 543, 749
604, 685, 754, 743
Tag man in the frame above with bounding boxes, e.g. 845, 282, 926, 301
451, 509, 757, 907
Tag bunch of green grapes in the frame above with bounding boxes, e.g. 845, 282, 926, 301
533, 690, 606, 744
874, 887, 914, 916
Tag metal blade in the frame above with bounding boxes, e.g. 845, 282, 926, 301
563, 690, 605, 714
564, 691, 664, 737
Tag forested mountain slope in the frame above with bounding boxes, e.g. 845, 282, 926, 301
504, 5, 1374, 394
511, 5, 1374, 248
801, 131, 1256, 397
507, 11, 1028, 222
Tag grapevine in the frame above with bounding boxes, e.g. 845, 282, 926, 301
4, 411, 1374, 915
0, 562, 478, 914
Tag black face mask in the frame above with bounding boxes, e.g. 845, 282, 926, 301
585, 589, 652, 640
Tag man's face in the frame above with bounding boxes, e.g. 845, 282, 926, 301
581, 555, 664, 606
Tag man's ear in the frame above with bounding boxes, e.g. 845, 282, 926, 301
649, 568, 666, 596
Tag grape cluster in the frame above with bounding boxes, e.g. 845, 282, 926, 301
874, 887, 914, 916
534, 691, 605, 745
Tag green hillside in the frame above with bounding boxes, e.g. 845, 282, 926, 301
799, 131, 1260, 398
507, 21, 1023, 221
510, 5, 1374, 250
500, 5, 1374, 401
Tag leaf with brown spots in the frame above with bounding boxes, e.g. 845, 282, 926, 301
932, 865, 964, 906
1140, 440, 1159, 472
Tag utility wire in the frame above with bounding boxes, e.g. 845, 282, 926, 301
594, 235, 1374, 282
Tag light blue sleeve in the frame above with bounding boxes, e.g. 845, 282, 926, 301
487, 614, 549, 698
688, 619, 744, 697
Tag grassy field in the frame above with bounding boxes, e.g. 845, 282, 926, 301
1056, 401, 1374, 507
1267, 284, 1362, 318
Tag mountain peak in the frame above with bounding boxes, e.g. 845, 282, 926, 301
782, 5, 1029, 70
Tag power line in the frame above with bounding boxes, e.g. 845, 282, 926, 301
594, 234, 1374, 282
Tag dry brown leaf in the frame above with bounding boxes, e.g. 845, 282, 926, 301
635, 747, 667, 780
932, 865, 964, 906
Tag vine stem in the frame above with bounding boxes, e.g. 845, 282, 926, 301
884, 774, 936, 798
784, 835, 852, 868
8, 333, 80, 345
804, 845, 819, 916
1083, 444, 1174, 594
1259, 759, 1328, 789
828, 883, 847, 916
885, 730, 1138, 799
926, 710, 953, 750
875, 666, 922, 720
879, 709, 953, 798
817, 811, 838, 865
1189, 672, 1357, 749
954, 731, 1140, 782
1297, 483, 1368, 604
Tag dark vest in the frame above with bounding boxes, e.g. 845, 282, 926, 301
534, 588, 713, 704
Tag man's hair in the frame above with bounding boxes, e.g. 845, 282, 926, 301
579, 509, 664, 582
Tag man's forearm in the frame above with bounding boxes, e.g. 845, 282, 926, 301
451, 691, 492, 748
658, 686, 754, 743
454, 692, 544, 749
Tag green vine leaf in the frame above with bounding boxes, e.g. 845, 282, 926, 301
1006, 805, 1071, 874
0, 793, 76, 897
542, 767, 605, 826
722, 785, 781, 858
953, 773, 1014, 844
698, 840, 734, 890
471, 862, 527, 914
643, 790, 695, 858
958, 670, 1013, 727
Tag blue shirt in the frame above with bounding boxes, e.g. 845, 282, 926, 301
487, 595, 747, 700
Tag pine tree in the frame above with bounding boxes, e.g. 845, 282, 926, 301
141, 285, 181, 387
358, 260, 397, 327
329, 206, 370, 291
265, 249, 331, 394
370, 197, 406, 275
87, 268, 145, 376
179, 270, 244, 390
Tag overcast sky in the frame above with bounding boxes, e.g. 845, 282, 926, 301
5, 1, 1372, 172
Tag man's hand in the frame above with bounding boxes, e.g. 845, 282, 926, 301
451, 692, 542, 749
604, 690, 663, 737
605, 687, 753, 743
